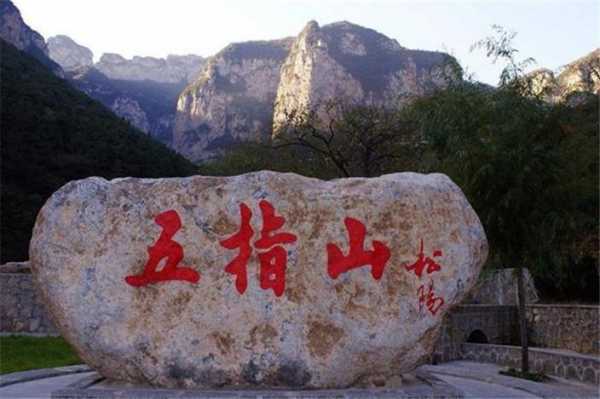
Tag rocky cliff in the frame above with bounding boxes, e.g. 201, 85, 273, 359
0, 0, 63, 76
174, 39, 293, 161
47, 35, 205, 144
527, 48, 599, 104
47, 35, 93, 70
174, 21, 458, 161
64, 65, 186, 144
273, 21, 459, 134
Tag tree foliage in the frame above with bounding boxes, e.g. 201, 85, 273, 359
0, 39, 196, 262
408, 28, 598, 303
273, 100, 423, 178
199, 30, 598, 303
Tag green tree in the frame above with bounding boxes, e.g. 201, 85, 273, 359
409, 26, 598, 374
0, 39, 196, 262
273, 100, 423, 178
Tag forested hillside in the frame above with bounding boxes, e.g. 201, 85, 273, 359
0, 39, 196, 262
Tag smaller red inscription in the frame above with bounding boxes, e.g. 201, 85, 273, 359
327, 217, 391, 280
125, 210, 200, 287
405, 238, 442, 278
417, 281, 444, 315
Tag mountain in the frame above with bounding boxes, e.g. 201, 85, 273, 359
46, 35, 205, 144
273, 21, 458, 133
0, 0, 63, 76
526, 49, 600, 104
174, 38, 294, 161
63, 63, 189, 144
174, 21, 459, 161
47, 34, 93, 70
95, 52, 204, 84
0, 38, 196, 263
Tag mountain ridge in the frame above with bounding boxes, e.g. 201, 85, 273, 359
0, 38, 196, 262
2, 0, 598, 163
175, 20, 459, 161
0, 0, 63, 76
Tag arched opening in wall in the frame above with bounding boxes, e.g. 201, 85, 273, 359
466, 329, 489, 344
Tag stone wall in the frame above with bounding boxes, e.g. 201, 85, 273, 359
433, 305, 519, 363
465, 268, 539, 305
461, 343, 600, 385
527, 304, 599, 355
0, 262, 57, 335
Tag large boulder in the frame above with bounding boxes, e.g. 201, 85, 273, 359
30, 171, 487, 388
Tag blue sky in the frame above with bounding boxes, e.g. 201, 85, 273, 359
14, 0, 599, 85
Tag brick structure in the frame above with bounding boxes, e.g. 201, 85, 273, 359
433, 305, 519, 362
527, 304, 599, 355
0, 262, 57, 335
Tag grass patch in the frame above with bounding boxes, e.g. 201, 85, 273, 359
499, 367, 548, 382
0, 335, 81, 375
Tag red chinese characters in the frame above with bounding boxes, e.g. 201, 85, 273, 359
405, 238, 442, 278
404, 238, 445, 316
417, 281, 445, 315
220, 200, 297, 297
327, 217, 391, 280
125, 210, 200, 287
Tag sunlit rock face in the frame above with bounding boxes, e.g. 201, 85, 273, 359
0, 0, 63, 76
556, 49, 600, 99
173, 39, 293, 161
31, 171, 487, 389
174, 21, 458, 162
47, 35, 93, 71
525, 49, 600, 104
272, 21, 459, 135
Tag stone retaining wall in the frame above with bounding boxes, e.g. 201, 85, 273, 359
0, 265, 57, 335
461, 342, 600, 385
433, 305, 519, 363
526, 304, 599, 355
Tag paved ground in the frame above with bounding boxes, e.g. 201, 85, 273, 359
0, 371, 95, 398
0, 361, 597, 398
421, 361, 599, 398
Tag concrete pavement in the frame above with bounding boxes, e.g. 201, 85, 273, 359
0, 361, 597, 398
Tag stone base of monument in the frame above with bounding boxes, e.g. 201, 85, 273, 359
51, 369, 462, 398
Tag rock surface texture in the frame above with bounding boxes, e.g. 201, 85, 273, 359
95, 53, 205, 84
0, 0, 63, 76
47, 35, 93, 71
466, 268, 539, 305
31, 171, 487, 389
272, 21, 458, 134
174, 39, 293, 161
526, 48, 600, 104
46, 34, 204, 144
174, 21, 458, 161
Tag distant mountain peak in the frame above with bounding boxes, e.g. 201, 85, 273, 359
525, 48, 599, 103
47, 35, 93, 71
